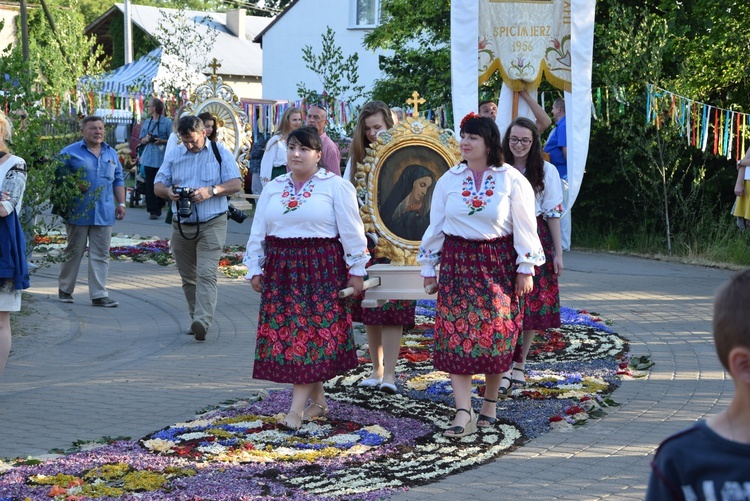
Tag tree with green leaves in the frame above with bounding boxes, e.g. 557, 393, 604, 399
363, 0, 451, 109
237, 0, 293, 17
577, 0, 746, 255
149, 4, 219, 95
70, 0, 228, 26
296, 26, 367, 122
13, 0, 108, 97
0, 2, 108, 261
108, 12, 159, 69
0, 49, 87, 260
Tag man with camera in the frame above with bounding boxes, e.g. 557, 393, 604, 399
154, 115, 242, 341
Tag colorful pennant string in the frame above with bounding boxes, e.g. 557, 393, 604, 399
31, 84, 747, 160
646, 84, 749, 160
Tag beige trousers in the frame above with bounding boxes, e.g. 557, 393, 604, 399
58, 224, 112, 300
170, 216, 227, 329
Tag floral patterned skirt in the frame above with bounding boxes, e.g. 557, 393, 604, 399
349, 255, 416, 327
433, 234, 522, 375
253, 236, 358, 384
521, 216, 561, 331
349, 296, 415, 327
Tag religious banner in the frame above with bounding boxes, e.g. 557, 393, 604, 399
478, 0, 571, 92
451, 0, 594, 250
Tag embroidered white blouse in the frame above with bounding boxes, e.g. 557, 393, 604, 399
530, 161, 564, 218
417, 163, 546, 277
244, 168, 370, 278
259, 135, 288, 186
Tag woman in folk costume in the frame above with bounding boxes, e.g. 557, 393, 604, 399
346, 100, 417, 394
419, 113, 544, 437
0, 111, 29, 377
499, 117, 564, 396
245, 126, 369, 430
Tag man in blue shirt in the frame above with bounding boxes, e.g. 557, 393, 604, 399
58, 116, 126, 307
154, 116, 242, 341
543, 98, 570, 250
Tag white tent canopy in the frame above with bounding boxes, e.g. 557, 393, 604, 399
79, 47, 206, 97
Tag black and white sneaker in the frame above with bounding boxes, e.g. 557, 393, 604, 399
92, 297, 119, 307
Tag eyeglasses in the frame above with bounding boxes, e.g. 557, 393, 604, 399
509, 137, 533, 146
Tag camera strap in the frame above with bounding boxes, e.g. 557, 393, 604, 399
211, 140, 232, 205
176, 212, 200, 241
175, 140, 223, 241
210, 139, 224, 178
147, 116, 161, 136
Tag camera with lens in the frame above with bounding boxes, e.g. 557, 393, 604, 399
148, 135, 159, 143
173, 186, 193, 218
227, 203, 247, 224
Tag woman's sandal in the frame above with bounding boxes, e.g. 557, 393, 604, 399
477, 398, 497, 428
443, 408, 477, 438
498, 375, 513, 398
358, 377, 382, 388
303, 401, 329, 421
279, 410, 303, 431
510, 366, 527, 387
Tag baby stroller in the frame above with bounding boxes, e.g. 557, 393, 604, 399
124, 121, 146, 207
122, 153, 147, 208
117, 143, 146, 208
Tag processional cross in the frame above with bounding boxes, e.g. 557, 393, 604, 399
208, 58, 222, 81
406, 91, 426, 118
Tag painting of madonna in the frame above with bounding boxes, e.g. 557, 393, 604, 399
380, 164, 437, 241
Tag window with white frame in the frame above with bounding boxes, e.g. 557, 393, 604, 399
351, 0, 382, 28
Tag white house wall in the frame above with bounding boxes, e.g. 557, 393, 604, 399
0, 5, 18, 52
223, 77, 263, 100
260, 0, 391, 105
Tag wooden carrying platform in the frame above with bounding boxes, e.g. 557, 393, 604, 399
230, 193, 259, 211
359, 264, 435, 308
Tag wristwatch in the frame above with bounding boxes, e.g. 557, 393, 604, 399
118, 203, 126, 207
211, 185, 218, 197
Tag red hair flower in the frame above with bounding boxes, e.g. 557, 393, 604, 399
460, 111, 481, 129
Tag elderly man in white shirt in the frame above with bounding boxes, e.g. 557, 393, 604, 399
155, 115, 242, 342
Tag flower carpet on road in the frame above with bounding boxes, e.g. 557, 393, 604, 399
33, 233, 248, 278
0, 305, 642, 500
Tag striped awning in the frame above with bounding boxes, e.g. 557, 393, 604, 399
79, 48, 205, 96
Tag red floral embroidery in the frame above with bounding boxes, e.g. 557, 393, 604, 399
280, 179, 315, 214
461, 173, 496, 215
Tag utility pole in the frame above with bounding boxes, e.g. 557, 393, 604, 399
124, 0, 133, 64
19, 0, 29, 62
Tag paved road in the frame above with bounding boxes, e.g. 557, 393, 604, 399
0, 210, 738, 499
